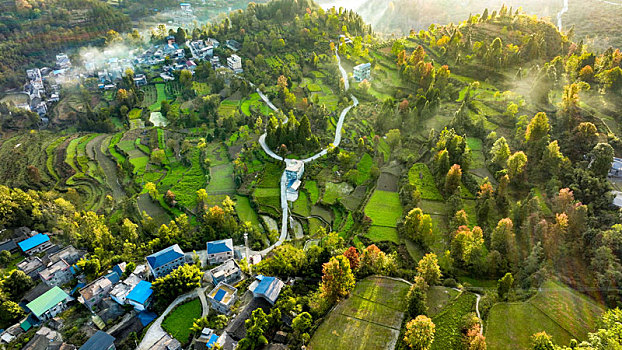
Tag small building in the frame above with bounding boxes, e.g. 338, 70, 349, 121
206, 239, 234, 265
39, 260, 72, 287
110, 274, 141, 305
210, 56, 221, 69
48, 245, 83, 266
133, 74, 147, 86
26, 286, 72, 321
227, 54, 243, 73
609, 157, 622, 178
353, 63, 371, 82
180, 2, 191, 12
146, 244, 186, 279
207, 282, 237, 314
225, 39, 241, 52
79, 276, 114, 310
18, 233, 53, 255
339, 34, 353, 45
151, 334, 182, 350
0, 239, 18, 253
285, 160, 304, 182
249, 275, 284, 305
206, 38, 220, 48
79, 330, 115, 350
208, 259, 241, 286
18, 257, 45, 280
125, 280, 153, 311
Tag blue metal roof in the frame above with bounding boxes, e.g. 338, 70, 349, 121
146, 244, 184, 269
206, 334, 219, 348
214, 289, 226, 302
206, 239, 233, 254
254, 276, 276, 295
79, 331, 115, 350
126, 280, 153, 305
18, 234, 49, 252
105, 271, 120, 285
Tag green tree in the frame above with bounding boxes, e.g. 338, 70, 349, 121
497, 272, 514, 301
319, 255, 356, 303
404, 208, 433, 244
531, 331, 554, 350
237, 308, 269, 350
589, 143, 615, 178
417, 253, 442, 286
152, 264, 202, 307
2, 270, 33, 300
406, 276, 428, 318
404, 315, 435, 350
0, 301, 25, 324
77, 257, 101, 280
444, 164, 462, 195
145, 182, 159, 201
507, 151, 528, 183
490, 137, 511, 168
491, 218, 517, 267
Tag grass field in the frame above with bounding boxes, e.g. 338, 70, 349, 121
486, 280, 605, 350
235, 195, 263, 231
322, 182, 353, 205
308, 276, 410, 350
364, 190, 402, 227
365, 226, 399, 244
431, 292, 477, 350
354, 153, 373, 185
161, 298, 202, 344
305, 180, 319, 204
408, 163, 443, 201
427, 286, 460, 316
149, 84, 168, 111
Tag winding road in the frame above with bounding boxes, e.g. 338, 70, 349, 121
254, 45, 357, 256
557, 0, 569, 31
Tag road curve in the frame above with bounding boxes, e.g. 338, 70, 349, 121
253, 45, 357, 256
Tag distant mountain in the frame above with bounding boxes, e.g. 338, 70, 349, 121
318, 0, 622, 51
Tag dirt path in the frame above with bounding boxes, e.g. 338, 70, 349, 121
91, 134, 126, 200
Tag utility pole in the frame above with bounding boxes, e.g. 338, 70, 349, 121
244, 232, 252, 275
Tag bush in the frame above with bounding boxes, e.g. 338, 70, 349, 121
443, 278, 458, 288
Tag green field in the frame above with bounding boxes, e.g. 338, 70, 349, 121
408, 163, 443, 201
486, 281, 605, 350
364, 190, 402, 227
305, 180, 319, 204
431, 292, 477, 350
365, 226, 399, 244
427, 286, 460, 316
128, 108, 142, 120
354, 153, 373, 185
308, 276, 410, 350
206, 163, 235, 193
149, 84, 168, 111
322, 182, 353, 205
161, 298, 202, 344
235, 195, 263, 230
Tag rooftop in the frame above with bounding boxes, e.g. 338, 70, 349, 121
208, 283, 237, 305
210, 259, 240, 280
80, 276, 112, 301
207, 239, 233, 255
79, 331, 115, 350
39, 260, 70, 281
249, 275, 284, 304
285, 160, 304, 172
354, 62, 372, 69
18, 257, 44, 273
146, 244, 184, 269
126, 280, 153, 305
18, 233, 50, 252
26, 286, 70, 318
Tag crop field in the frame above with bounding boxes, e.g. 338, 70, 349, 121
365, 226, 399, 244
128, 108, 142, 120
364, 190, 402, 227
293, 191, 311, 217
304, 180, 319, 204
431, 292, 477, 350
322, 182, 353, 205
235, 195, 263, 230
46, 136, 68, 182
308, 276, 410, 350
218, 99, 240, 118
354, 153, 373, 185
146, 84, 168, 111
408, 163, 443, 201
161, 298, 202, 344
486, 280, 605, 350
206, 163, 235, 194
168, 148, 207, 209
192, 81, 211, 96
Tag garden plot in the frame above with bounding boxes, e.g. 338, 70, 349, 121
322, 182, 353, 205
363, 190, 403, 244
308, 276, 410, 350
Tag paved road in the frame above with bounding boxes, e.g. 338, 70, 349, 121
252, 44, 357, 257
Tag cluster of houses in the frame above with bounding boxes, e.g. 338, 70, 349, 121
18, 53, 70, 121
0, 225, 287, 350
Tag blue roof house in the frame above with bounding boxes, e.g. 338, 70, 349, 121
207, 282, 237, 314
146, 244, 186, 279
126, 280, 153, 311
18, 234, 53, 255
249, 275, 284, 305
206, 239, 234, 265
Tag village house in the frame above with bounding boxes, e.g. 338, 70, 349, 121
110, 273, 141, 305
146, 244, 186, 278
249, 275, 284, 305
206, 239, 234, 265
125, 280, 153, 311
207, 282, 237, 314
353, 62, 371, 82
79, 275, 115, 310
208, 259, 242, 286
55, 53, 71, 69
39, 259, 73, 287
26, 286, 72, 321
18, 233, 54, 255
48, 245, 83, 266
285, 159, 304, 200
133, 74, 147, 86
211, 56, 222, 69
0, 239, 18, 253
79, 330, 115, 350
18, 257, 45, 279
227, 54, 243, 73
225, 39, 242, 52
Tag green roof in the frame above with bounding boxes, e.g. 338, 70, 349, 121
26, 286, 70, 318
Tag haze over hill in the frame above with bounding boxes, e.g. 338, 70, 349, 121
318, 0, 622, 50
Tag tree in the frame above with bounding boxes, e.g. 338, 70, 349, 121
120, 218, 139, 242
407, 276, 428, 318
417, 253, 442, 285
404, 315, 435, 350
507, 151, 527, 183
0, 301, 25, 324
319, 255, 356, 303
152, 264, 202, 307
589, 143, 615, 178
445, 164, 462, 195
145, 182, 159, 201
343, 247, 360, 271
497, 272, 514, 300
237, 308, 269, 350
0, 250, 11, 266
490, 137, 510, 168
2, 270, 33, 299
491, 218, 517, 266
531, 331, 554, 350
151, 149, 166, 164
77, 257, 101, 280
386, 129, 402, 150
292, 312, 312, 342
404, 208, 433, 243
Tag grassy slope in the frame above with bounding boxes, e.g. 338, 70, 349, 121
161, 298, 202, 344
